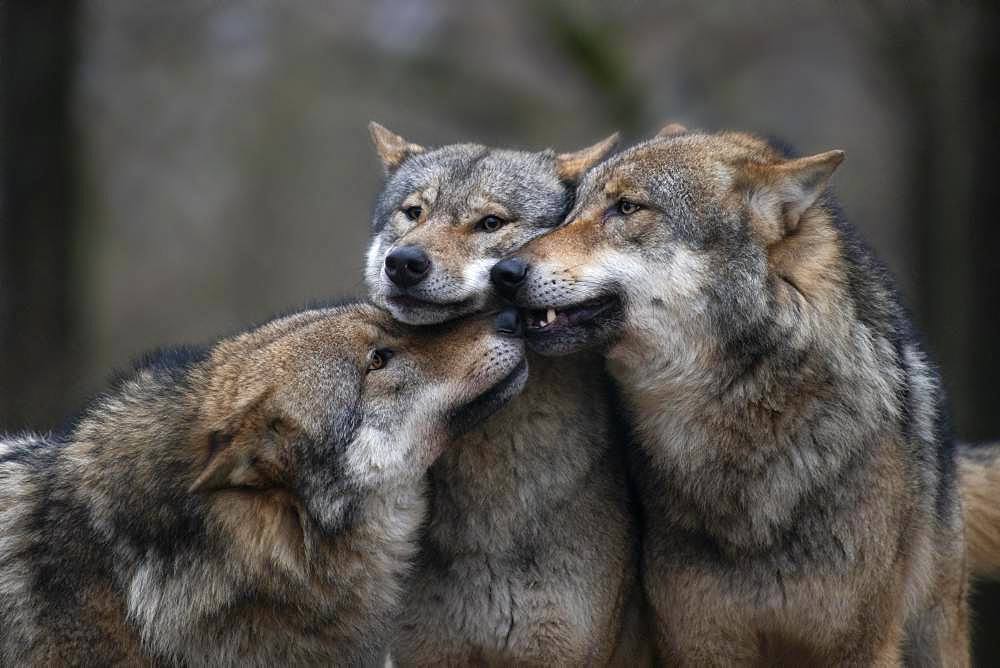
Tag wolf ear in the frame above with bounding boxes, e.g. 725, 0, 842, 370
749, 150, 845, 240
189, 416, 291, 494
554, 132, 620, 182
656, 122, 688, 138
369, 121, 425, 174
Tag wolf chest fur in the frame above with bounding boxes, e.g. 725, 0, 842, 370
365, 124, 653, 666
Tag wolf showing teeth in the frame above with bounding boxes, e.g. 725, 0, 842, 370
499, 126, 975, 665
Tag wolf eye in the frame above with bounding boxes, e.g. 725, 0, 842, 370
617, 199, 641, 215
478, 215, 507, 232
403, 206, 423, 221
367, 348, 394, 372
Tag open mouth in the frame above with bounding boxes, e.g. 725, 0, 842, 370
448, 359, 528, 437
525, 295, 620, 334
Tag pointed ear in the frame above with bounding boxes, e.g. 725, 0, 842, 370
555, 132, 620, 182
656, 122, 688, 138
749, 150, 845, 240
189, 418, 290, 494
368, 121, 425, 174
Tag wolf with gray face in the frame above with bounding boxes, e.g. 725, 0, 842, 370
496, 127, 970, 664
365, 123, 619, 326
365, 123, 652, 666
0, 303, 525, 667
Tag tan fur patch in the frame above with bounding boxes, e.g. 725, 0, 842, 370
767, 206, 845, 309
369, 121, 425, 172
555, 133, 620, 181
656, 122, 688, 138
960, 452, 1000, 579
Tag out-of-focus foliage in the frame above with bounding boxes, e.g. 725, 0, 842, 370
60, 1, 994, 432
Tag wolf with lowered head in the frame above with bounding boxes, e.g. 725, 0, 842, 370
0, 303, 526, 666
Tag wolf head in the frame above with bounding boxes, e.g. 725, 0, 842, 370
365, 122, 618, 325
495, 127, 845, 368
189, 303, 526, 534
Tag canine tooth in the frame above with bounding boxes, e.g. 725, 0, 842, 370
547, 308, 556, 324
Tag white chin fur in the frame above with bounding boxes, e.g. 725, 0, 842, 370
385, 301, 466, 326
345, 391, 448, 489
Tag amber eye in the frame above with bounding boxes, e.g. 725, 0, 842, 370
617, 199, 641, 215
367, 348, 394, 372
479, 215, 506, 232
403, 206, 423, 221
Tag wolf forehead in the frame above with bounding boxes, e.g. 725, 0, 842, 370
580, 131, 799, 196
372, 143, 572, 232
571, 131, 804, 231
209, 305, 396, 387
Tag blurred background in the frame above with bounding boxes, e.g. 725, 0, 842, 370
2, 0, 999, 657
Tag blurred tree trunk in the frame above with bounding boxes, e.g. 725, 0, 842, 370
846, 3, 999, 659
967, 2, 1000, 441
875, 3, 1000, 661
967, 5, 1000, 663
0, 1, 80, 431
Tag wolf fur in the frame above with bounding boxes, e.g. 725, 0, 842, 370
960, 441, 1000, 580
365, 123, 653, 666
0, 303, 526, 666
502, 128, 970, 665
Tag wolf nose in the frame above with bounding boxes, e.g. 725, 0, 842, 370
385, 245, 431, 288
494, 307, 525, 338
490, 258, 528, 299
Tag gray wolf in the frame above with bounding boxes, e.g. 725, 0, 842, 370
0, 302, 526, 666
366, 123, 653, 666
496, 126, 969, 665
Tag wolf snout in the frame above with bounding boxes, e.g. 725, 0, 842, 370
385, 245, 431, 288
494, 307, 525, 338
491, 258, 529, 299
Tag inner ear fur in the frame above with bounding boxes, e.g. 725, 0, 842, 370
555, 132, 620, 182
369, 121, 425, 174
189, 401, 292, 494
747, 150, 845, 243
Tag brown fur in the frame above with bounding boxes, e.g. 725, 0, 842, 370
555, 132, 621, 181
365, 126, 651, 665
960, 443, 1000, 580
504, 129, 970, 665
1, 303, 526, 666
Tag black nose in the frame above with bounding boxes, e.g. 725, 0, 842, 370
385, 245, 431, 288
494, 307, 525, 337
490, 258, 529, 299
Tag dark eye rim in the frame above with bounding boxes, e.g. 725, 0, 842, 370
616, 199, 641, 215
403, 206, 423, 221
478, 214, 507, 232
367, 348, 395, 372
